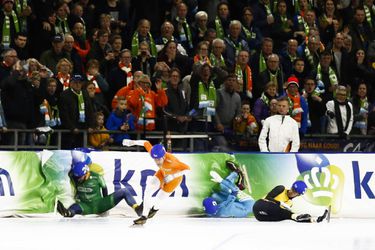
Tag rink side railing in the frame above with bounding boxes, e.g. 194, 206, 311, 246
0, 128, 374, 152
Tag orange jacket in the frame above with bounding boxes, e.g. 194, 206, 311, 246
126, 87, 168, 130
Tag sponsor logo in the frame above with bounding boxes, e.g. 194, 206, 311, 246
0, 168, 15, 196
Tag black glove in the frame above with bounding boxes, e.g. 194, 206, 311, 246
316, 209, 328, 223
327, 110, 335, 119
340, 132, 349, 140
295, 214, 312, 223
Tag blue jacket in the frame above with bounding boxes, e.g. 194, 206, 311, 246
106, 109, 135, 144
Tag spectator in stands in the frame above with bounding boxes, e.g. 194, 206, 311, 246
214, 73, 241, 152
0, 86, 7, 138
348, 7, 374, 52
250, 37, 274, 90
368, 108, 375, 135
33, 10, 57, 58
86, 81, 110, 118
280, 39, 299, 78
55, 58, 73, 94
55, 2, 70, 35
71, 22, 91, 66
131, 19, 157, 58
1, 60, 42, 145
252, 0, 274, 37
193, 41, 211, 66
88, 111, 112, 150
284, 76, 309, 135
234, 50, 253, 102
272, 0, 294, 52
13, 0, 31, 33
85, 59, 109, 107
63, 34, 84, 75
347, 49, 375, 95
153, 61, 170, 90
107, 48, 132, 103
132, 41, 156, 78
240, 7, 262, 54
0, 0, 19, 50
302, 77, 326, 133
40, 34, 70, 75
164, 67, 190, 150
298, 34, 321, 73
11, 32, 28, 60
58, 74, 95, 149
253, 82, 278, 126
326, 85, 353, 138
109, 34, 123, 61
111, 70, 143, 110
291, 58, 307, 90
208, 2, 230, 39
68, 3, 87, 39
98, 13, 112, 37
39, 77, 61, 129
224, 20, 249, 69
155, 21, 187, 56
106, 96, 136, 145
351, 83, 371, 135
315, 50, 339, 102
209, 38, 226, 68
172, 2, 194, 56
328, 32, 349, 84
157, 40, 192, 77
257, 54, 285, 98
258, 96, 300, 152
191, 11, 208, 47
318, 0, 342, 45
0, 48, 17, 81
233, 101, 259, 138
126, 74, 168, 131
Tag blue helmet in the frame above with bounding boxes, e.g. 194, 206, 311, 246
150, 144, 166, 159
71, 149, 92, 165
202, 197, 218, 215
292, 180, 308, 195
72, 161, 89, 178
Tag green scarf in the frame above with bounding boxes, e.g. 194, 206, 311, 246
304, 46, 315, 67
56, 16, 70, 34
281, 15, 289, 30
15, 0, 27, 31
259, 52, 267, 73
215, 16, 225, 39
2, 10, 19, 48
364, 5, 375, 28
316, 64, 338, 87
297, 15, 309, 35
72, 89, 85, 123
209, 53, 225, 67
260, 92, 271, 106
176, 17, 193, 49
227, 37, 242, 57
131, 31, 157, 57
242, 25, 256, 40
198, 81, 216, 116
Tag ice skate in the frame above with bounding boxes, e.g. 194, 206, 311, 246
317, 209, 329, 223
134, 202, 144, 217
133, 215, 147, 225
147, 206, 158, 219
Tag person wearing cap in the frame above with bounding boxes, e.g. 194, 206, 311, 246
58, 74, 95, 149
0, 0, 19, 49
252, 180, 328, 223
258, 96, 300, 152
126, 74, 168, 131
283, 76, 309, 135
40, 33, 71, 75
122, 139, 190, 225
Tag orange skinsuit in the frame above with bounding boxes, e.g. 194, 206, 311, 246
126, 87, 168, 131
144, 141, 190, 192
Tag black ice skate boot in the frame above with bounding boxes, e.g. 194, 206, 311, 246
57, 201, 74, 217
134, 202, 144, 217
147, 206, 159, 218
133, 215, 147, 225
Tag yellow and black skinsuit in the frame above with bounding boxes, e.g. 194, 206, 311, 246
252, 185, 294, 221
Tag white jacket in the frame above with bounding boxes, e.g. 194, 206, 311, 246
258, 115, 300, 152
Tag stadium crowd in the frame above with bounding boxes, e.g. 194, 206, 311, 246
1, 0, 375, 151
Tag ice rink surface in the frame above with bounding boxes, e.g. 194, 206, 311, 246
0, 216, 373, 250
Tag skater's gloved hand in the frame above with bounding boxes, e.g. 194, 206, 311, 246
122, 139, 135, 147
164, 174, 174, 183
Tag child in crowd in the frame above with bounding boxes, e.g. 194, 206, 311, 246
88, 112, 113, 150
233, 102, 259, 137
106, 96, 135, 145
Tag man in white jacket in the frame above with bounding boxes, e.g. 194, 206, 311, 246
258, 96, 300, 152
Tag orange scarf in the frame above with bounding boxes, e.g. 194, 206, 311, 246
73, 40, 91, 60
119, 62, 133, 84
87, 74, 101, 93
57, 72, 70, 90
287, 92, 302, 124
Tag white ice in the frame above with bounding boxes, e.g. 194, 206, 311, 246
0, 216, 373, 250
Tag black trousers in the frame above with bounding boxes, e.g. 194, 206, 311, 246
252, 199, 292, 222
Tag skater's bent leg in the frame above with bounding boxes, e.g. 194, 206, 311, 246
113, 188, 137, 207
142, 175, 161, 217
